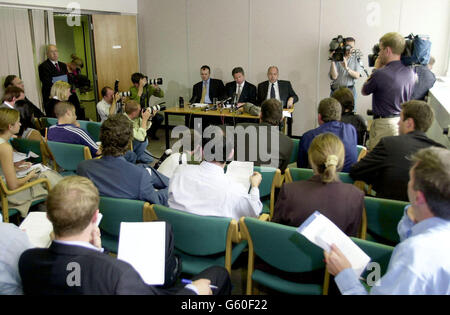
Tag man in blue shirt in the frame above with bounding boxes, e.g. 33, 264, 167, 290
325, 146, 450, 295
77, 114, 169, 206
297, 98, 357, 172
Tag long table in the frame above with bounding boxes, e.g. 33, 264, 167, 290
163, 106, 294, 149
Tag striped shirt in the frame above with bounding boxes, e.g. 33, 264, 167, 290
48, 124, 99, 157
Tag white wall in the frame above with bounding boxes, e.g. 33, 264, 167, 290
0, 0, 138, 14
138, 0, 450, 136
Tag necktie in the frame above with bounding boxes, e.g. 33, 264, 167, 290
270, 83, 275, 99
237, 84, 242, 102
55, 62, 60, 72
200, 81, 207, 103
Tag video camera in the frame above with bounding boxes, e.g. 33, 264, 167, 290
368, 44, 381, 68
329, 35, 353, 62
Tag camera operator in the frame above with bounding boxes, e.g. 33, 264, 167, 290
329, 37, 362, 103
129, 72, 164, 140
362, 32, 415, 151
124, 100, 155, 164
96, 86, 121, 123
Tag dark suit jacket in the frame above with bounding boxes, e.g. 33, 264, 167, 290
225, 81, 257, 105
272, 175, 364, 236
257, 80, 299, 107
38, 59, 68, 106
350, 131, 445, 201
19, 242, 194, 295
190, 78, 225, 104
233, 122, 293, 171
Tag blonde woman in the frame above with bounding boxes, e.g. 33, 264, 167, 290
273, 133, 363, 236
46, 81, 71, 118
0, 108, 62, 218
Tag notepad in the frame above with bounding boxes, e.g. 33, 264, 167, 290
297, 211, 371, 277
225, 161, 254, 193
117, 222, 166, 285
20, 212, 53, 248
16, 163, 50, 178
13, 151, 39, 163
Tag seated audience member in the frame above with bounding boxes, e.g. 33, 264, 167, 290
225, 67, 257, 106
19, 176, 231, 295
77, 114, 169, 206
47, 102, 100, 158
4, 75, 44, 119
156, 129, 203, 178
124, 100, 154, 164
190, 65, 225, 104
297, 98, 357, 172
46, 81, 71, 118
97, 86, 120, 123
332, 87, 367, 146
234, 99, 293, 172
169, 126, 263, 220
273, 133, 363, 236
0, 108, 61, 218
325, 146, 450, 295
0, 222, 33, 295
411, 56, 436, 101
129, 72, 164, 140
350, 100, 445, 201
1, 86, 22, 109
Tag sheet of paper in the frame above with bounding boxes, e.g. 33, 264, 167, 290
16, 163, 50, 178
13, 151, 39, 163
282, 111, 292, 118
20, 212, 53, 248
297, 211, 371, 278
226, 161, 254, 193
118, 222, 166, 285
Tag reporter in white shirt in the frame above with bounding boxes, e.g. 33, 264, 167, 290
96, 86, 120, 123
168, 126, 263, 220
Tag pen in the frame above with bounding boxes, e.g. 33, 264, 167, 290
181, 278, 218, 289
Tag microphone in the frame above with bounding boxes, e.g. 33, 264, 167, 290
153, 149, 173, 170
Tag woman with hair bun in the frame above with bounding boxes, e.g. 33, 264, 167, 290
273, 133, 363, 236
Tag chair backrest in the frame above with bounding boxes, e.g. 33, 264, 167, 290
240, 217, 326, 294
357, 145, 368, 161
289, 138, 300, 164
364, 196, 409, 245
41, 117, 58, 127
46, 141, 92, 172
11, 138, 43, 163
254, 165, 277, 198
86, 121, 102, 142
98, 196, 153, 253
351, 237, 394, 278
285, 167, 354, 184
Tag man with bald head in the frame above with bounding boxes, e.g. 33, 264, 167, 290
38, 44, 68, 107
256, 66, 298, 109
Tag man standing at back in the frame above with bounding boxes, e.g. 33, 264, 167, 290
190, 65, 225, 104
38, 45, 68, 108
350, 100, 444, 201
362, 32, 415, 150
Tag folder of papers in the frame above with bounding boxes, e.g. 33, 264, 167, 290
225, 161, 254, 193
297, 211, 371, 277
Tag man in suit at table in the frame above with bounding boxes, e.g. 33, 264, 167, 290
18, 176, 231, 295
38, 45, 68, 108
190, 65, 225, 104
225, 67, 257, 106
257, 66, 299, 109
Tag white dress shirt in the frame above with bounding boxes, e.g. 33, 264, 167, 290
96, 99, 111, 123
266, 81, 280, 101
168, 161, 262, 220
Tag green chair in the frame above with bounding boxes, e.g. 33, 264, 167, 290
285, 167, 354, 184
289, 138, 300, 165
98, 196, 155, 253
364, 196, 409, 245
240, 217, 328, 295
254, 166, 282, 219
357, 145, 368, 161
151, 204, 246, 275
11, 138, 43, 164
86, 121, 102, 142
46, 141, 92, 176
40, 117, 58, 127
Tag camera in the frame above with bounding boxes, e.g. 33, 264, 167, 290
119, 91, 132, 97
329, 35, 352, 62
368, 44, 380, 67
148, 104, 167, 114
114, 80, 132, 98
144, 77, 163, 85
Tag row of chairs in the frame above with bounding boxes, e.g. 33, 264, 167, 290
97, 197, 395, 295
38, 117, 102, 143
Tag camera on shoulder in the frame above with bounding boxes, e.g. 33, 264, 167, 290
329, 35, 353, 62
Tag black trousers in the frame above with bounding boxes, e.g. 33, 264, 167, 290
147, 112, 164, 138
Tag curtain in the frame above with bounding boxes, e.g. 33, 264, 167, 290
0, 7, 56, 110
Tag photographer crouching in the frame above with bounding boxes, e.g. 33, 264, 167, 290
129, 72, 164, 140
329, 36, 363, 104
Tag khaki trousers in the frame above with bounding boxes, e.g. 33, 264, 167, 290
368, 117, 400, 151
